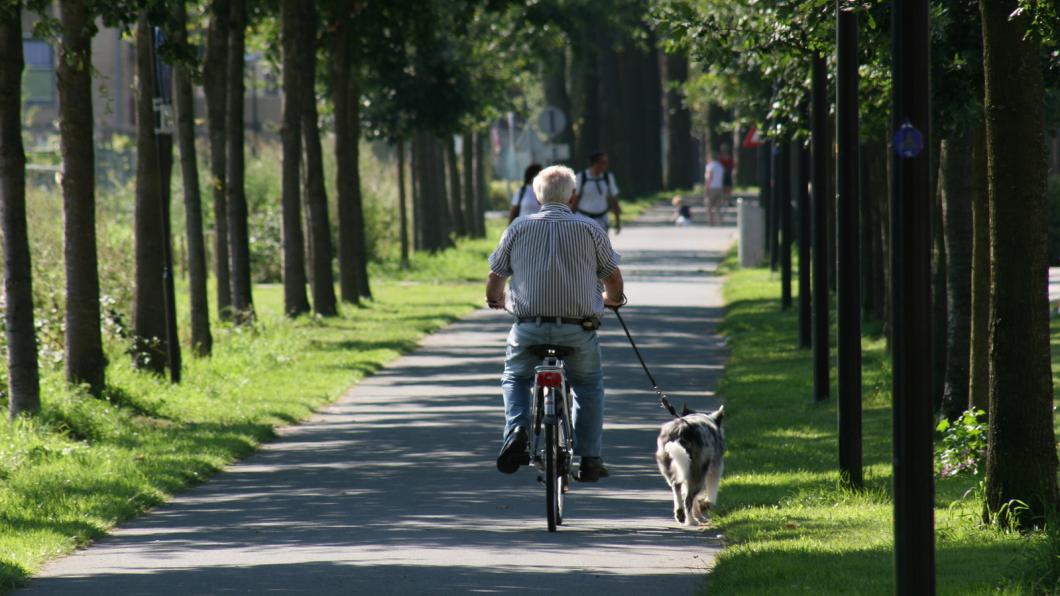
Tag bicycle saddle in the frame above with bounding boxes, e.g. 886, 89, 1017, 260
528, 344, 575, 358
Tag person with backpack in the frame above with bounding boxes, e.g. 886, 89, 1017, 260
574, 152, 621, 233
508, 164, 544, 224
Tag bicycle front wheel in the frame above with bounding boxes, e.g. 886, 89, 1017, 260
545, 419, 560, 532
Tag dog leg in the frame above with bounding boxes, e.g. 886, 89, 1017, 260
683, 489, 698, 526
704, 458, 724, 507
672, 482, 686, 524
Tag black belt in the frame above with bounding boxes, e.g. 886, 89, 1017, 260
517, 316, 601, 330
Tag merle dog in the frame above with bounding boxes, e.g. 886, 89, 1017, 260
655, 401, 725, 526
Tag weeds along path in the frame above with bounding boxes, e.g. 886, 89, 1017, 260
20, 204, 735, 595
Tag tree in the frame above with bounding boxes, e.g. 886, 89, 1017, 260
132, 11, 167, 374
171, 0, 212, 356
330, 0, 371, 302
0, 4, 40, 417
298, 1, 336, 316
203, 0, 231, 319
980, 0, 1059, 528
226, 0, 254, 322
57, 0, 106, 392
664, 51, 695, 189
279, 0, 309, 317
967, 129, 989, 412
446, 137, 465, 237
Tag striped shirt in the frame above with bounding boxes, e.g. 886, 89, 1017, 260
489, 203, 621, 318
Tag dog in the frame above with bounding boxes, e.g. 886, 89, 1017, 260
655, 400, 725, 526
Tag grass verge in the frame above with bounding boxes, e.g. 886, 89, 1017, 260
708, 257, 1059, 595
0, 228, 501, 592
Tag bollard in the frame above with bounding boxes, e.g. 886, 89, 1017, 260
738, 198, 765, 268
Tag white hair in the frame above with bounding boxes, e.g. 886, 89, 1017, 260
532, 165, 576, 204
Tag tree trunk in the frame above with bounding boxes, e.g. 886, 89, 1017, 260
665, 52, 695, 190
279, 0, 309, 317
939, 134, 974, 421
397, 140, 410, 268
574, 43, 600, 169
56, 0, 105, 393
543, 51, 574, 153
433, 136, 454, 250
226, 0, 254, 322
446, 137, 466, 237
133, 13, 167, 374
980, 0, 1059, 528
475, 132, 489, 237
931, 141, 947, 412
462, 132, 476, 236
171, 1, 212, 356
968, 127, 990, 413
299, 2, 336, 316
203, 0, 231, 319
411, 133, 424, 250
882, 144, 894, 349
332, 2, 370, 301
1, 8, 40, 416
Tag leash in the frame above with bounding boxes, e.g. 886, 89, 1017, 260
610, 305, 680, 418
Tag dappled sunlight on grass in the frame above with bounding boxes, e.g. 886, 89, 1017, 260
707, 264, 1056, 595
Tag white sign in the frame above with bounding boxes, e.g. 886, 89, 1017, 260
537, 106, 567, 138
542, 143, 570, 162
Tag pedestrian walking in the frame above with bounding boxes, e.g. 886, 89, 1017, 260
718, 144, 735, 206
704, 152, 726, 226
508, 163, 544, 224
574, 152, 621, 233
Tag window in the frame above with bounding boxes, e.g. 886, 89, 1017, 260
22, 40, 55, 105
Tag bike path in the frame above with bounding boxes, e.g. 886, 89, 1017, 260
22, 205, 734, 595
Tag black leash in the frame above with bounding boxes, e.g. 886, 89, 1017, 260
610, 306, 680, 418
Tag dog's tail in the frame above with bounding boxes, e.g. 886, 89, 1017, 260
660, 396, 680, 418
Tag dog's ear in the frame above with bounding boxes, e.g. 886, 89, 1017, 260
681, 403, 694, 417
712, 405, 725, 424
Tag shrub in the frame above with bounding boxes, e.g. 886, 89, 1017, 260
935, 408, 987, 478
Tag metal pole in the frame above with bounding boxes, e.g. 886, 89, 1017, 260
836, 4, 863, 488
762, 144, 774, 263
891, 0, 935, 592
780, 140, 792, 309
151, 27, 181, 384
769, 142, 780, 271
797, 117, 812, 349
811, 55, 830, 402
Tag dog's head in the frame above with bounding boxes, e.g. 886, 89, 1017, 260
681, 404, 725, 425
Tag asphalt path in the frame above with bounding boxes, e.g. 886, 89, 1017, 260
22, 204, 735, 595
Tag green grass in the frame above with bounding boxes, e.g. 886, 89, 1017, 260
708, 257, 1060, 595
0, 227, 502, 592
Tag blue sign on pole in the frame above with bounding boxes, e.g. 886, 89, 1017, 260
893, 120, 924, 159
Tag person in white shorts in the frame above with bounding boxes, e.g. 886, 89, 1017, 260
704, 153, 726, 226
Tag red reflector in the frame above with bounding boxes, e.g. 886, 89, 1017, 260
537, 371, 563, 387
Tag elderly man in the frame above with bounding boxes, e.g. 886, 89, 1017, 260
486, 165, 624, 482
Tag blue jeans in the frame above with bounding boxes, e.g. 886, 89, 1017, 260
501, 321, 605, 458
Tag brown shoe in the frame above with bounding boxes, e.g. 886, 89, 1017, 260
575, 457, 610, 482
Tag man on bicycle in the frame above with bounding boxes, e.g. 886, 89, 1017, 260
486, 165, 624, 482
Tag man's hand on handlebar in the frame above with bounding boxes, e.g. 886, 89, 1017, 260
603, 292, 627, 310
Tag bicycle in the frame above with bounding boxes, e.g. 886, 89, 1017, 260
527, 344, 575, 532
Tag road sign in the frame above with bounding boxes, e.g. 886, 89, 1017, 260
537, 106, 567, 138
742, 126, 765, 148
542, 143, 570, 162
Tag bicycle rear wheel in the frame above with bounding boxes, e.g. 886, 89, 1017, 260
545, 420, 560, 532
